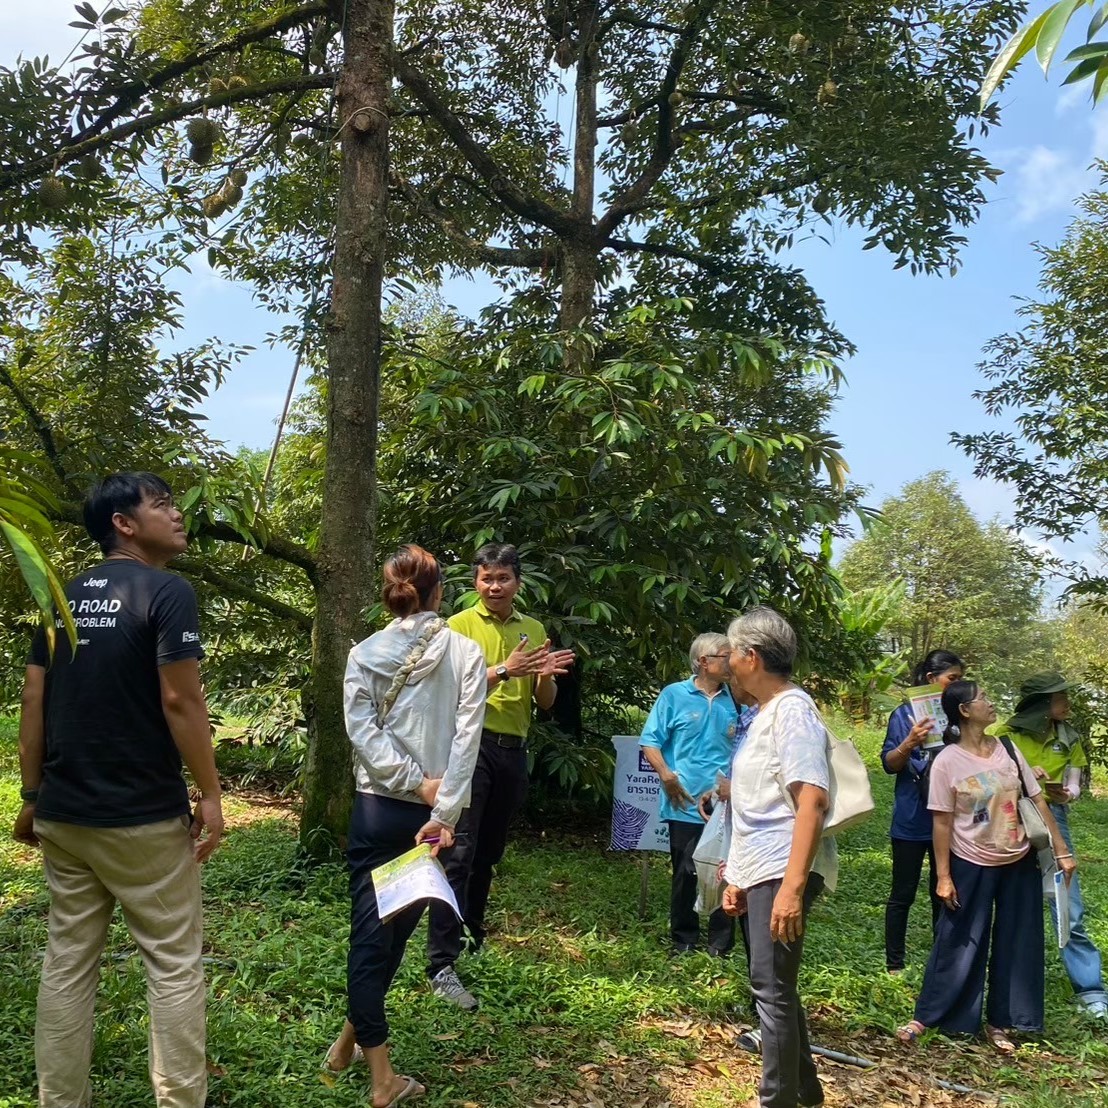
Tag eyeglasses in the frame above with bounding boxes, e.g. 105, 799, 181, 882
706, 653, 732, 659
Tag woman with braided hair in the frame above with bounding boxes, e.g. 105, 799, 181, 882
324, 545, 486, 1106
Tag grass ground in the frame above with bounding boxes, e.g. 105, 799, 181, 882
2, 715, 1108, 1107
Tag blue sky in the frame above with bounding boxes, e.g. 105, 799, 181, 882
5, 4, 1104, 572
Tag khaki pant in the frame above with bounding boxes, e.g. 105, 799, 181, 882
33, 816, 206, 1108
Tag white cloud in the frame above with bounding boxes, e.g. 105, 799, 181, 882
1002, 144, 1092, 224
993, 92, 1108, 225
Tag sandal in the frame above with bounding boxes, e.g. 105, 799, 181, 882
896, 1020, 926, 1044
377, 1075, 425, 1107
321, 1038, 362, 1074
985, 1025, 1016, 1054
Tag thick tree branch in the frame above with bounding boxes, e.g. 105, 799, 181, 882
392, 55, 580, 239
598, 87, 782, 129
596, 0, 720, 239
2, 73, 336, 190
52, 500, 319, 583
0, 363, 72, 490
602, 9, 682, 35
173, 556, 314, 630
391, 173, 551, 267
606, 237, 728, 275
69, 2, 330, 145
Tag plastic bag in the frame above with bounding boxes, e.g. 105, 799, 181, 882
692, 799, 731, 915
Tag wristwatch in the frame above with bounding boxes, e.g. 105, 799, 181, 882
20, 787, 39, 803
495, 664, 509, 682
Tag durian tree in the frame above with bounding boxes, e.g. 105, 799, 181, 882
1, 0, 1024, 852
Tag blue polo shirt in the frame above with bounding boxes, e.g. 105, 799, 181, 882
640, 678, 739, 824
880, 702, 934, 841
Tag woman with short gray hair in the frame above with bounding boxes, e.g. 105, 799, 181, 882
723, 606, 831, 1108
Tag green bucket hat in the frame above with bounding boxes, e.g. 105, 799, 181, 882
1014, 672, 1071, 715
1006, 672, 1076, 744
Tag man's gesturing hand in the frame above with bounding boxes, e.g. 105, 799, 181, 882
536, 645, 575, 677
191, 795, 224, 863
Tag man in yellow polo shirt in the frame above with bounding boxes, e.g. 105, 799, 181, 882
427, 543, 574, 1010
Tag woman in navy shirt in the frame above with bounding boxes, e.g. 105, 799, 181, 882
881, 649, 964, 973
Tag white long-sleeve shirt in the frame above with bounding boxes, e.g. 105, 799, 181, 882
344, 610, 486, 828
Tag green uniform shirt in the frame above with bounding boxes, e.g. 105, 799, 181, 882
447, 599, 547, 738
993, 722, 1088, 782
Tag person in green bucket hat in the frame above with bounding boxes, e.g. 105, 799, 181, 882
995, 672, 1107, 1020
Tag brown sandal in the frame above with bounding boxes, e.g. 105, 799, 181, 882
896, 1019, 926, 1043
985, 1025, 1016, 1054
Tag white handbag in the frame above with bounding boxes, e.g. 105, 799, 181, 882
772, 691, 875, 836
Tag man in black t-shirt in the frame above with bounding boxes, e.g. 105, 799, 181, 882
13, 472, 223, 1108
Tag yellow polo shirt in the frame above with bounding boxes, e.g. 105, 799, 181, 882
447, 599, 547, 738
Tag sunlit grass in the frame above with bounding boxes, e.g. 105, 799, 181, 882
1, 713, 1107, 1106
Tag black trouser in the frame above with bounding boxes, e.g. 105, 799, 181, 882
746, 874, 825, 1108
666, 819, 735, 952
427, 734, 529, 976
884, 838, 941, 971
914, 850, 1044, 1034
347, 792, 431, 1048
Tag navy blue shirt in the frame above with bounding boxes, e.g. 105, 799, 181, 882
880, 702, 934, 842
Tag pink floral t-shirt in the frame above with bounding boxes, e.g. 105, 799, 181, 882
927, 740, 1041, 866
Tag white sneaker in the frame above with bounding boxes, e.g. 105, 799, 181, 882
430, 966, 479, 1011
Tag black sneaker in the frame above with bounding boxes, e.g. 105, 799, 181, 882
670, 943, 698, 957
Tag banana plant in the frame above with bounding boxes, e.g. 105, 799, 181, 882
0, 446, 76, 656
982, 1, 1108, 108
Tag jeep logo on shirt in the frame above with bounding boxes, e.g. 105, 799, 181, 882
84, 578, 108, 588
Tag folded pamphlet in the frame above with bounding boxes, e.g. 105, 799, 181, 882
372, 843, 461, 923
1054, 869, 1071, 949
907, 684, 947, 748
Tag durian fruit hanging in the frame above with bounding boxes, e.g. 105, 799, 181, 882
37, 176, 69, 211
201, 171, 248, 220
186, 118, 220, 166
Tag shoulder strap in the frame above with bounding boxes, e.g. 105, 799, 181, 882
767, 689, 825, 812
378, 617, 446, 724
996, 735, 1031, 799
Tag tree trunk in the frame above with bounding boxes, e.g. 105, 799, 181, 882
559, 2, 599, 332
299, 0, 393, 857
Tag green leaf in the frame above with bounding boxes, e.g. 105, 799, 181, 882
1037, 0, 1086, 76
1090, 2, 1108, 37
1062, 54, 1105, 82
981, 7, 1054, 107
1094, 58, 1108, 100
1064, 39, 1108, 60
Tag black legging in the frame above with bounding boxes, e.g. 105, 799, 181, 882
347, 792, 431, 1047
884, 838, 941, 971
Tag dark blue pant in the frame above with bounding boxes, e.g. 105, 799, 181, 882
915, 850, 1044, 1034
347, 792, 431, 1048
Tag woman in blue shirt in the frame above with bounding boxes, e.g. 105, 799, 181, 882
881, 649, 964, 973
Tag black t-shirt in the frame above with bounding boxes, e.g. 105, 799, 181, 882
29, 559, 205, 827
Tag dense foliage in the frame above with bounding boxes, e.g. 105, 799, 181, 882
0, 0, 1028, 841
838, 471, 1053, 700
